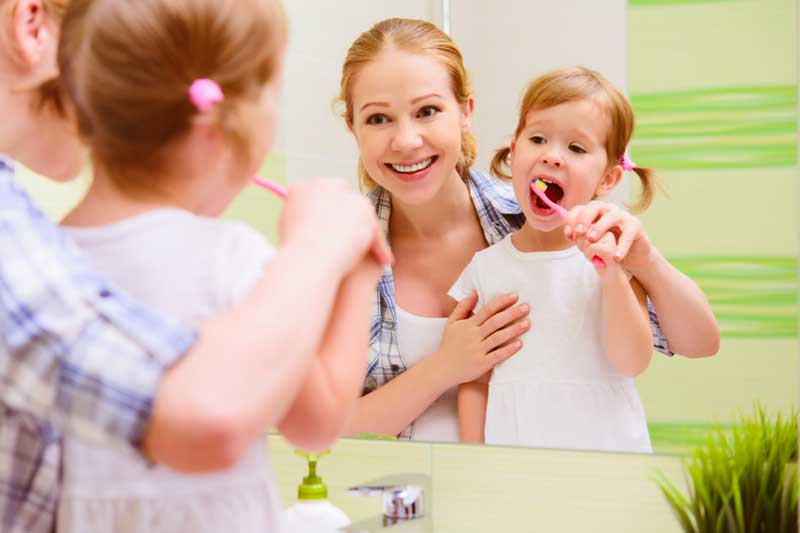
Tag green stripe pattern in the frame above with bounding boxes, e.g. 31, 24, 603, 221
629, 0, 746, 6
630, 85, 797, 170
668, 257, 797, 338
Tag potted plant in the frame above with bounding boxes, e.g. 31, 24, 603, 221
654, 404, 797, 532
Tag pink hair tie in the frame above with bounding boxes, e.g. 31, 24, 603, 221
189, 78, 224, 112
620, 154, 636, 171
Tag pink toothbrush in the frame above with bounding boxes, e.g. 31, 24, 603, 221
252, 175, 288, 198
531, 179, 606, 268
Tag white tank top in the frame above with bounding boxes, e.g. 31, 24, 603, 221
394, 305, 459, 442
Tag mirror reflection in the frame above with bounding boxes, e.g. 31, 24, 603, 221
271, 0, 796, 457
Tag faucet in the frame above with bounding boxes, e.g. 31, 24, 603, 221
338, 473, 432, 532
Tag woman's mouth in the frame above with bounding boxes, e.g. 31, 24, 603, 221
386, 156, 437, 178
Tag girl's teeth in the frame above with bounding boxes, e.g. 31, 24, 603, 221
391, 158, 433, 173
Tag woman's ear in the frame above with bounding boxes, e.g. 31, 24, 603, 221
595, 164, 623, 198
11, 0, 58, 77
462, 95, 475, 131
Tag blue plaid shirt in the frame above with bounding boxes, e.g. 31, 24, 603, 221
0, 157, 195, 533
365, 169, 671, 439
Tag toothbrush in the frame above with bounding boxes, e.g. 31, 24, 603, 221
531, 179, 606, 268
252, 175, 288, 198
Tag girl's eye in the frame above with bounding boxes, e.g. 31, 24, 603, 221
366, 114, 390, 126
530, 135, 546, 145
418, 105, 440, 118
569, 144, 586, 154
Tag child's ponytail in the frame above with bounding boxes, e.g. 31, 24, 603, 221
490, 145, 512, 181
628, 165, 656, 213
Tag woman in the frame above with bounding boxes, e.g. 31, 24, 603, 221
338, 18, 720, 442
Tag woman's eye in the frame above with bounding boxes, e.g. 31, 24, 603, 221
418, 105, 439, 118
366, 114, 390, 126
530, 135, 546, 145
569, 144, 586, 154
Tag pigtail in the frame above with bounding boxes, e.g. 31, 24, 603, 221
628, 165, 657, 213
490, 145, 512, 181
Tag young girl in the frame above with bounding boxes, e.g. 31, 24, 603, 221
450, 67, 661, 453
53, 0, 384, 531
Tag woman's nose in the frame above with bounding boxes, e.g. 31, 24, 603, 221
391, 120, 424, 152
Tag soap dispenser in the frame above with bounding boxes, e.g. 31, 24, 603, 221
284, 451, 351, 533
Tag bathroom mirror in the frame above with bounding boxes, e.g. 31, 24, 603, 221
269, 0, 797, 457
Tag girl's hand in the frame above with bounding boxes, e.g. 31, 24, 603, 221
280, 178, 392, 273
435, 292, 530, 385
564, 201, 655, 275
575, 232, 618, 275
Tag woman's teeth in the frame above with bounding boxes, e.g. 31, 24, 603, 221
391, 157, 434, 173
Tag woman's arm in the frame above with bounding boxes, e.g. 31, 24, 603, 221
627, 248, 720, 358
342, 292, 529, 437
568, 201, 720, 358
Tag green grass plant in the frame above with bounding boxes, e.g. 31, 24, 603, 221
654, 404, 798, 532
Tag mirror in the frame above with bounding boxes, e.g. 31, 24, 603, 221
17, 0, 794, 459
266, 0, 797, 457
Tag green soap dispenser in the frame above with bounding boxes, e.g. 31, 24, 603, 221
284, 451, 351, 532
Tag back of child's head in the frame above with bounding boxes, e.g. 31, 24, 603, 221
491, 66, 654, 212
58, 0, 286, 186
338, 17, 477, 192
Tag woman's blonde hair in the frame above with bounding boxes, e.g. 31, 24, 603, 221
58, 0, 286, 189
490, 67, 655, 212
338, 18, 477, 192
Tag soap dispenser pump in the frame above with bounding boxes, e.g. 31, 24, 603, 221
284, 451, 351, 533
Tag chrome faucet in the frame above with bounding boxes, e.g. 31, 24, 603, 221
338, 473, 432, 532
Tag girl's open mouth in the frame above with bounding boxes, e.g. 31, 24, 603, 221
531, 178, 564, 212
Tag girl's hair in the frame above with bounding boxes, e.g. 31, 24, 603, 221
58, 0, 286, 189
338, 18, 476, 192
490, 66, 655, 212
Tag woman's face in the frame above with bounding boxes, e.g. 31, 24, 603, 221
0, 0, 85, 181
349, 48, 472, 205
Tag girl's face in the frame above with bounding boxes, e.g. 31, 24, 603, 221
510, 98, 620, 233
349, 48, 473, 205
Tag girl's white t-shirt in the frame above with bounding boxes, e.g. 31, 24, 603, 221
449, 235, 652, 453
61, 209, 284, 533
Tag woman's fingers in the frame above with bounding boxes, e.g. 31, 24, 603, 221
448, 291, 479, 323
478, 302, 529, 339
485, 339, 524, 370
471, 292, 519, 326
481, 317, 530, 352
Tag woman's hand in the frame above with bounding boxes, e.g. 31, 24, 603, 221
564, 201, 655, 276
434, 292, 530, 385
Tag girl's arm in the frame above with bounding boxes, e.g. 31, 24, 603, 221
144, 181, 390, 471
341, 292, 529, 437
458, 372, 490, 443
600, 270, 653, 377
581, 233, 652, 377
567, 201, 719, 358
277, 257, 382, 452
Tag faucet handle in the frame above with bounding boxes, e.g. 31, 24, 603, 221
347, 473, 428, 520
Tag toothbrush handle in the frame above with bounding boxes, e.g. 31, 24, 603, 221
252, 175, 288, 199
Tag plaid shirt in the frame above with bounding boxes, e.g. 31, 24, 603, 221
365, 169, 671, 439
0, 157, 195, 533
